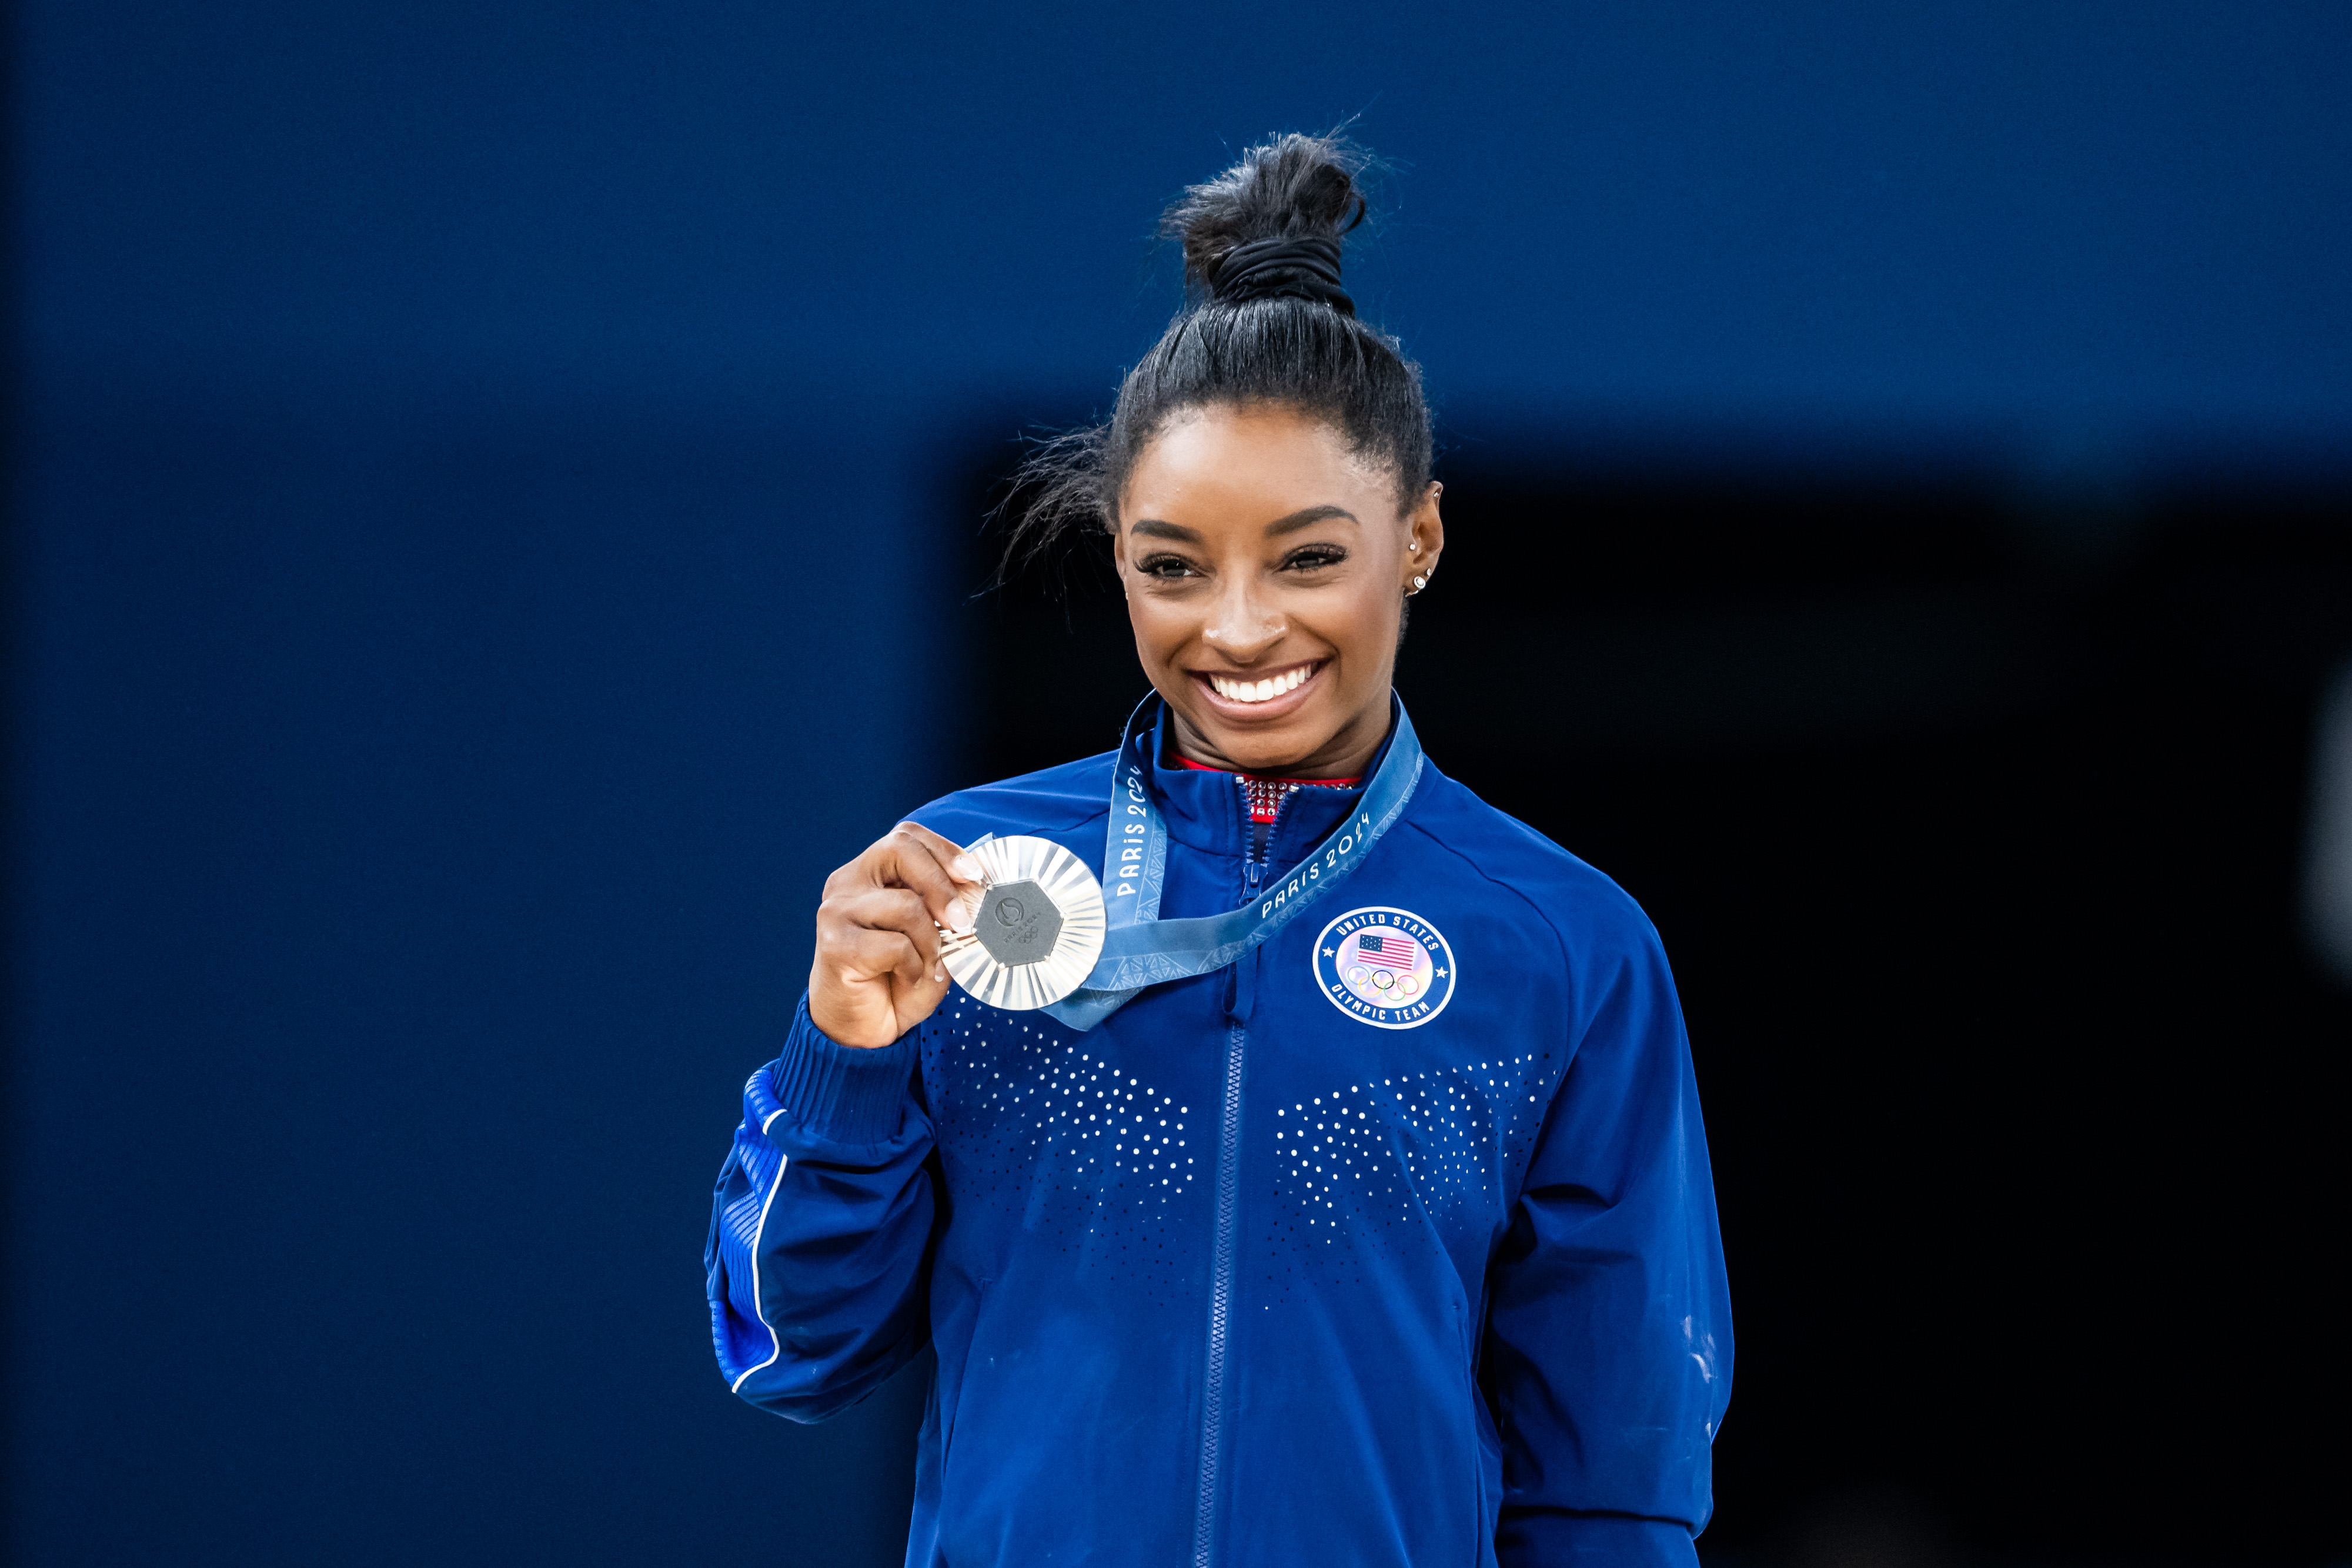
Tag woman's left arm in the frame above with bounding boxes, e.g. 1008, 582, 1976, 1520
1482, 922, 1733, 1568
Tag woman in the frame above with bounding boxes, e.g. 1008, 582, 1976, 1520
707, 134, 1732, 1568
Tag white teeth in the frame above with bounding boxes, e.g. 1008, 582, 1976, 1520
1210, 666, 1314, 703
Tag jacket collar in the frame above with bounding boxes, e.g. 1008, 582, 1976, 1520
1144, 701, 1391, 867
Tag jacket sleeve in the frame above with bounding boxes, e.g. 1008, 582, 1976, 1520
1483, 924, 1733, 1568
705, 995, 938, 1421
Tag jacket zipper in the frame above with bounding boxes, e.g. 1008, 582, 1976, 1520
1194, 775, 1272, 1567
1241, 780, 1294, 895
1192, 1017, 1247, 1568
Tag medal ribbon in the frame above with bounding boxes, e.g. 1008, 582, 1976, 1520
1040, 694, 1424, 1030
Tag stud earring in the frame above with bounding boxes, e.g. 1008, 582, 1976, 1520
1408, 574, 1428, 595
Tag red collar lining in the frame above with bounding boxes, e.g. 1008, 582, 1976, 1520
1172, 757, 1362, 789
1174, 757, 1362, 825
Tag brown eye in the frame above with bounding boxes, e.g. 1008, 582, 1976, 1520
1284, 546, 1347, 571
1140, 554, 1198, 579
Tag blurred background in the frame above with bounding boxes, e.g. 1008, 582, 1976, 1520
7, 4, 2348, 1565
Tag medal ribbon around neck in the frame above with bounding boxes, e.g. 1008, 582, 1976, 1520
1036, 693, 1425, 1031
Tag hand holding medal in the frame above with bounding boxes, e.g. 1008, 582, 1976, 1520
808, 821, 992, 1048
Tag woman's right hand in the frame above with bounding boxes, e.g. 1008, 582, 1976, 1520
808, 821, 987, 1048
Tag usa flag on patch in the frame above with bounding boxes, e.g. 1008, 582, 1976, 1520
1356, 930, 1422, 968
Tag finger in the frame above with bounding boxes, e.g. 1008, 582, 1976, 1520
817, 924, 927, 989
873, 823, 987, 931
894, 820, 985, 883
830, 888, 943, 962
834, 921, 953, 1001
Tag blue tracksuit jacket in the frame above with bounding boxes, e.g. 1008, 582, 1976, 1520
707, 725, 1732, 1567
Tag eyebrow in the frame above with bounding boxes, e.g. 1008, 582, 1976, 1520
1264, 504, 1359, 536
1127, 504, 1360, 543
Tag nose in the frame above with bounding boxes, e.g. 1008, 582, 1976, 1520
1201, 573, 1286, 663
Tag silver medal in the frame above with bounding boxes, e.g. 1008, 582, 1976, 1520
938, 834, 1107, 1011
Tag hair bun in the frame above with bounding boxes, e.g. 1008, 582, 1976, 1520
1163, 133, 1368, 313
1210, 234, 1354, 315
996, 129, 1429, 585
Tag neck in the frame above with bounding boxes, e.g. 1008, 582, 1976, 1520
1165, 692, 1394, 781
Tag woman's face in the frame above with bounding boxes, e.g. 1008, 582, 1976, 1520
1113, 404, 1442, 780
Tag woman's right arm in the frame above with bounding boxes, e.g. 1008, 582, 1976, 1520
704, 823, 983, 1420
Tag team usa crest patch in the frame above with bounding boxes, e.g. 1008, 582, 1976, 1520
1312, 906, 1456, 1029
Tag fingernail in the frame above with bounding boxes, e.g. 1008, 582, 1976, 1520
951, 854, 983, 882
948, 892, 981, 934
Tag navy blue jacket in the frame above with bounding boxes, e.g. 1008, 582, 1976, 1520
707, 729, 1732, 1567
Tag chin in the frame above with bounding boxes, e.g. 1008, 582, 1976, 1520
1192, 710, 1334, 772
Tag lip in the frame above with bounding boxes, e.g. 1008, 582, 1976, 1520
1190, 659, 1326, 722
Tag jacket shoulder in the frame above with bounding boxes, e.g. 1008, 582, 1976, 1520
900, 751, 1114, 845
1402, 765, 1663, 961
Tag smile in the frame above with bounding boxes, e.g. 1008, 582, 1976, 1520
1202, 662, 1320, 706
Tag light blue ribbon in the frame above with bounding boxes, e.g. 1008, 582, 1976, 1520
1041, 694, 1424, 1031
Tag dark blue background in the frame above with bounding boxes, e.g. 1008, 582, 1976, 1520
9, 5, 2348, 1565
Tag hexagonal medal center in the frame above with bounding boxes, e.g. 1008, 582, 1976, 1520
974, 880, 1062, 967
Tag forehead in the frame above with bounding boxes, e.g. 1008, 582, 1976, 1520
1124, 405, 1390, 526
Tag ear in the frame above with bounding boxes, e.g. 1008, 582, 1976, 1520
1403, 482, 1445, 589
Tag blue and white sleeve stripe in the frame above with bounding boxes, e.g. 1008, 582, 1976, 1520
710, 1068, 791, 1390
704, 999, 934, 1415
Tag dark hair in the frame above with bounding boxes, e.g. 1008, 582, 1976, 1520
998, 133, 1433, 581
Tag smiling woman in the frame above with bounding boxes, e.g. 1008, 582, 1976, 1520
705, 135, 1732, 1568
1120, 406, 1442, 778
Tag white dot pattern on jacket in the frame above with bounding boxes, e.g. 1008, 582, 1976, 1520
1260, 1054, 1556, 1300
921, 996, 1566, 1310
924, 998, 1199, 1303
